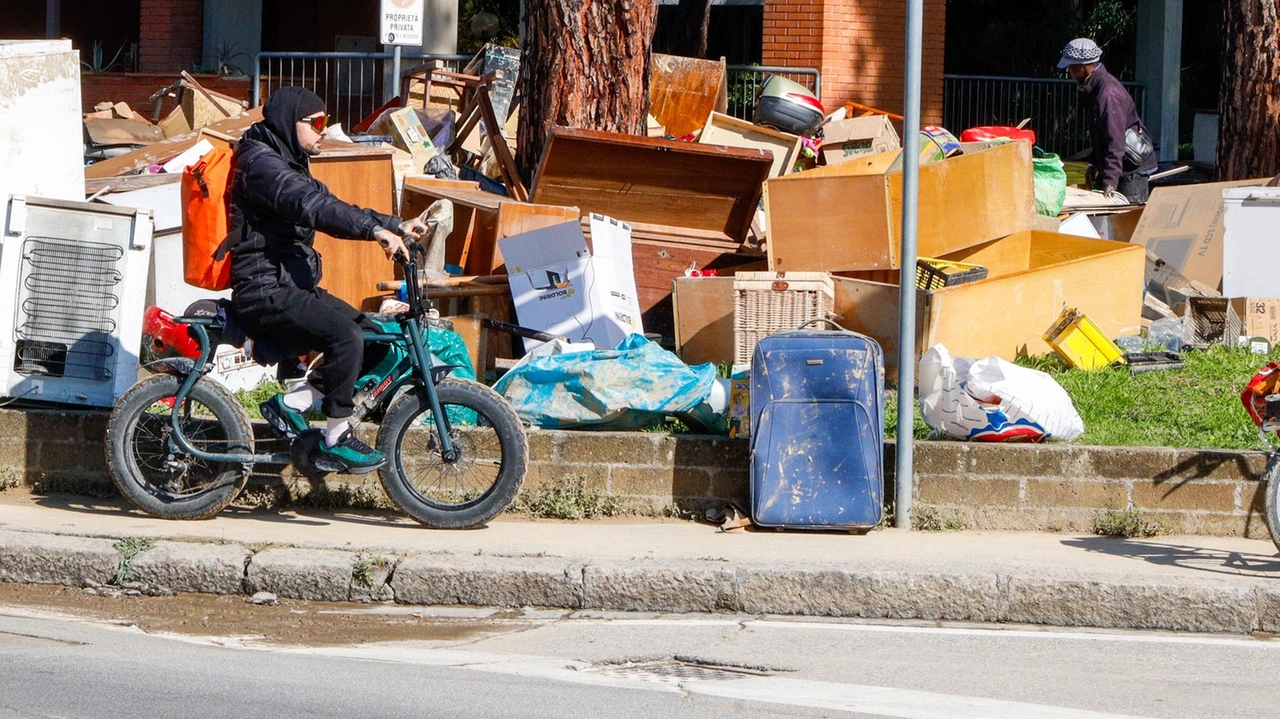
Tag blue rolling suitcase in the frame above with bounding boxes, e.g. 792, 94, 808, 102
749, 319, 885, 529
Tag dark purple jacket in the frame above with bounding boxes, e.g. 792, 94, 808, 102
1079, 64, 1155, 190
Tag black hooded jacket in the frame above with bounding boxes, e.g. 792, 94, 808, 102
1079, 64, 1156, 190
228, 87, 400, 316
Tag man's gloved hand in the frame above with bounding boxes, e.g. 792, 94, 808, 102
1102, 185, 1128, 204
1085, 165, 1099, 189
373, 227, 409, 262
398, 217, 429, 239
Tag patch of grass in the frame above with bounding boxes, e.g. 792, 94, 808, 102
883, 388, 932, 441
235, 380, 284, 420
32, 474, 117, 499
512, 474, 624, 520
352, 554, 392, 589
911, 505, 966, 532
1017, 345, 1280, 450
1092, 506, 1170, 538
113, 536, 156, 585
293, 482, 393, 511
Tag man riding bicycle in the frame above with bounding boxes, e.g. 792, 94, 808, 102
228, 86, 426, 471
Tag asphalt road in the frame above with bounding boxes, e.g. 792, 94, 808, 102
2, 599, 1278, 719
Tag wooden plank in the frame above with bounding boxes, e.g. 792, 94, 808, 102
310, 148, 397, 312
673, 276, 737, 366
84, 172, 179, 196
649, 54, 727, 138
84, 107, 262, 179
766, 141, 1036, 272
698, 111, 802, 179
530, 126, 771, 242
937, 232, 1032, 278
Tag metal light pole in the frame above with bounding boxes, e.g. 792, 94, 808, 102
894, 0, 924, 529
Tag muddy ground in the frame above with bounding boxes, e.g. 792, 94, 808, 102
0, 582, 532, 646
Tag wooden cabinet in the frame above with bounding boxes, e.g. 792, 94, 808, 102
310, 142, 397, 311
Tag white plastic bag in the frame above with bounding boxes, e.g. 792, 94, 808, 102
918, 344, 1084, 442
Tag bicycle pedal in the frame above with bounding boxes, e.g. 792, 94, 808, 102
312, 457, 348, 473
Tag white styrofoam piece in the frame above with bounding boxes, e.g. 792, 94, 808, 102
100, 183, 182, 234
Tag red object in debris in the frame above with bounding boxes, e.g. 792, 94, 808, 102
960, 126, 1036, 145
142, 306, 201, 360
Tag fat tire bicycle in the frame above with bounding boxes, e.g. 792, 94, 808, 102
104, 240, 528, 529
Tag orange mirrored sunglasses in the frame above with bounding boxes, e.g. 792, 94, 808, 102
302, 114, 329, 132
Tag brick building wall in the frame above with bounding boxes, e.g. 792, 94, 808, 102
762, 0, 946, 124
139, 0, 204, 73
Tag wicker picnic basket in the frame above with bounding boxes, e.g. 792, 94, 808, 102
732, 271, 835, 365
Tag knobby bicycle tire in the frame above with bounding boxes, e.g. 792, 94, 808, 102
377, 379, 528, 529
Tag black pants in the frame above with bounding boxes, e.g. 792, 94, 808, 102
238, 289, 364, 419
1118, 172, 1150, 204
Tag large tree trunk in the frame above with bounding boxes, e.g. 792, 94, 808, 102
668, 0, 713, 59
1218, 1, 1280, 180
516, 0, 658, 182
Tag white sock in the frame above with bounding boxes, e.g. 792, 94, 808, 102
324, 418, 350, 447
283, 385, 322, 413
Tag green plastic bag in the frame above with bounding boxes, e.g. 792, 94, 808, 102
1033, 152, 1067, 217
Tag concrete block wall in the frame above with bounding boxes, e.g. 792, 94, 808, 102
0, 408, 1271, 538
139, 0, 204, 74
762, 0, 946, 123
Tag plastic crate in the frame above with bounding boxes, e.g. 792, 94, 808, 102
915, 258, 989, 291
733, 271, 835, 365
1042, 307, 1125, 371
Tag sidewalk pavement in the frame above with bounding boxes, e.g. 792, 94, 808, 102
3, 490, 1280, 635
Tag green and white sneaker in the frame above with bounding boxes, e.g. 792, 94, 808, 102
317, 429, 386, 473
260, 394, 310, 439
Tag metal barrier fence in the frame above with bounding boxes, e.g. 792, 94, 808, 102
254, 52, 471, 132
255, 53, 821, 131
725, 65, 820, 120
942, 74, 1145, 159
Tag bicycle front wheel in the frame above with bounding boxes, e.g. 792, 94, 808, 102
105, 374, 253, 520
377, 379, 528, 529
1263, 451, 1280, 553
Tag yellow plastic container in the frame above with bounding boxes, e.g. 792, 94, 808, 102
1042, 307, 1125, 370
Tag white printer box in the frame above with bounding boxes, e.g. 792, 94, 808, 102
499, 216, 643, 352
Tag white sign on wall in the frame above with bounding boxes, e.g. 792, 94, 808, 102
380, 0, 424, 46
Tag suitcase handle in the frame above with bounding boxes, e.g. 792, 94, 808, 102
796, 317, 844, 332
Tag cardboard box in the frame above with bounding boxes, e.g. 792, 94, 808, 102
1128, 179, 1267, 291
376, 107, 438, 173
821, 115, 900, 166
765, 140, 1036, 272
499, 219, 642, 351
1185, 296, 1280, 347
698, 111, 802, 179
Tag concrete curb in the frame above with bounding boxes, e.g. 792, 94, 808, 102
2, 527, 1278, 635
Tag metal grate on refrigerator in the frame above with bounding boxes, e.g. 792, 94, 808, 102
14, 236, 124, 381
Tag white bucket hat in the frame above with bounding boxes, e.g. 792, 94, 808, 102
1057, 38, 1103, 69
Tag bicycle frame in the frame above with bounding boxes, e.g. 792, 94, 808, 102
161, 248, 459, 466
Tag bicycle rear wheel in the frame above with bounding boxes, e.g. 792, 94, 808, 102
377, 379, 528, 529
105, 374, 253, 520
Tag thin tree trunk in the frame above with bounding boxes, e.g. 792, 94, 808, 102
670, 0, 713, 58
516, 0, 659, 182
1218, 0, 1280, 180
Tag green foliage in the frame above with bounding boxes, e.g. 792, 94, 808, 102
81, 40, 130, 73
456, 0, 520, 55
512, 474, 624, 520
0, 468, 21, 492
113, 536, 156, 585
912, 505, 966, 532
352, 554, 392, 589
235, 380, 285, 420
883, 388, 932, 441
1091, 506, 1170, 538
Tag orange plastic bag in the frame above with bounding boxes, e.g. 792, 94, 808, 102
181, 146, 234, 290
